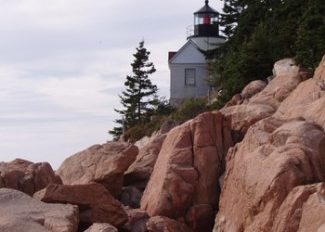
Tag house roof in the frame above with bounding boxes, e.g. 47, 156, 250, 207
190, 37, 226, 51
169, 37, 226, 64
168, 40, 205, 64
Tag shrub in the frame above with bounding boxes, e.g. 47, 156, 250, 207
171, 98, 209, 122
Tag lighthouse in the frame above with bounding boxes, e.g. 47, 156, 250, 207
193, 0, 220, 37
169, 0, 225, 106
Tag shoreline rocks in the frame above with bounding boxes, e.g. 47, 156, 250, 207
1, 56, 325, 232
34, 183, 128, 228
0, 159, 61, 196
0, 188, 78, 232
57, 142, 138, 196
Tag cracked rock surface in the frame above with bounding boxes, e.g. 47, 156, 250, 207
140, 112, 233, 232
0, 188, 78, 232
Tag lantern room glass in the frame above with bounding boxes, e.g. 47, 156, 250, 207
194, 14, 219, 25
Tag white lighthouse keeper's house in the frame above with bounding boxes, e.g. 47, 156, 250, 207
169, 0, 225, 106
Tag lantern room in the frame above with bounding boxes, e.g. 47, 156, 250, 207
193, 0, 220, 37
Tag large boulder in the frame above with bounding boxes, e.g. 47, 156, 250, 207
141, 112, 233, 231
241, 80, 267, 99
0, 159, 61, 196
225, 80, 267, 107
129, 120, 177, 185
275, 56, 325, 129
141, 120, 198, 218
213, 117, 325, 232
146, 216, 192, 232
273, 183, 325, 232
83, 223, 118, 232
56, 142, 138, 196
275, 78, 325, 117
221, 58, 308, 140
297, 184, 325, 232
220, 103, 274, 141
122, 208, 149, 232
0, 188, 78, 232
249, 60, 308, 108
124, 134, 167, 188
272, 58, 299, 77
314, 55, 325, 80
34, 183, 128, 228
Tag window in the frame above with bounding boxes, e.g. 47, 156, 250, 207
185, 69, 196, 86
203, 15, 211, 24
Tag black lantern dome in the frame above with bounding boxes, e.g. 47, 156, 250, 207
193, 0, 220, 37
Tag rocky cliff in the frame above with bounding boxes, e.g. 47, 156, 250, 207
0, 56, 324, 232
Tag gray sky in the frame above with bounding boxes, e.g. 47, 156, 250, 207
0, 0, 223, 169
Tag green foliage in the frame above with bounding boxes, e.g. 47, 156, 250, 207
123, 115, 169, 142
109, 40, 158, 139
109, 119, 124, 139
295, 0, 325, 70
210, 0, 325, 103
120, 99, 176, 142
122, 98, 212, 141
153, 97, 175, 116
171, 98, 209, 122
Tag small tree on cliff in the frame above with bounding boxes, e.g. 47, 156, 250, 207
109, 40, 158, 139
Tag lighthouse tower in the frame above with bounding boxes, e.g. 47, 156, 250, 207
169, 0, 225, 106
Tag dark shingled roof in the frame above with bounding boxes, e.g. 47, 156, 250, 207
194, 0, 218, 14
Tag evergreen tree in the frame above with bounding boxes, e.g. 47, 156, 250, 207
295, 0, 325, 70
221, 0, 245, 37
109, 41, 157, 139
211, 0, 278, 102
210, 0, 324, 105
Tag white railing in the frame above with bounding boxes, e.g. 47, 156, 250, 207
186, 25, 194, 38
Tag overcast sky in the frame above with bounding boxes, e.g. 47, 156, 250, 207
0, 0, 223, 169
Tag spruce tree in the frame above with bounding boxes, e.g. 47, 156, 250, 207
109, 40, 157, 139
210, 0, 324, 105
295, 0, 325, 70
